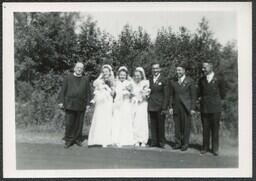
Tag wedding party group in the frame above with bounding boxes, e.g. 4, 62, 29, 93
58, 61, 225, 156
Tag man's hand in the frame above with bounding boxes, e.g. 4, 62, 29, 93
161, 110, 168, 115
58, 103, 64, 109
169, 108, 173, 115
86, 105, 90, 110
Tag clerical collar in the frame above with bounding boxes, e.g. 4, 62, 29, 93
73, 72, 82, 77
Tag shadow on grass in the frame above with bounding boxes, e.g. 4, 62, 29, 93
147, 139, 202, 151
61, 134, 88, 142
165, 141, 202, 151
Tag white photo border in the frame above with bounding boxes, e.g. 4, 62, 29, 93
3, 2, 252, 178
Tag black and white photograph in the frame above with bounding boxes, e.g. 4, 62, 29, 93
3, 2, 252, 178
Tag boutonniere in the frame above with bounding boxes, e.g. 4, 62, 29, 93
181, 79, 189, 87
158, 82, 162, 86
182, 81, 187, 86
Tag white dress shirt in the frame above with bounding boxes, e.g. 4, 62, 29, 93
206, 72, 215, 83
153, 73, 160, 83
178, 75, 186, 84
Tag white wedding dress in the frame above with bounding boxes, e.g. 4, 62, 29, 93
111, 80, 134, 146
88, 79, 113, 147
131, 80, 150, 145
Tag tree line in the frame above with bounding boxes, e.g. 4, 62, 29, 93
14, 12, 238, 140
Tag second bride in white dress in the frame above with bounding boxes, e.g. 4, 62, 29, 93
111, 66, 134, 147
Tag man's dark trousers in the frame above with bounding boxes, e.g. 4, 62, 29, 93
65, 109, 85, 144
173, 102, 191, 147
149, 111, 165, 146
201, 112, 221, 153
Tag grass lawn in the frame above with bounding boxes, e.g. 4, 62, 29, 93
16, 125, 238, 157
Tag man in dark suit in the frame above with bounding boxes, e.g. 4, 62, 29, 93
198, 61, 226, 156
148, 62, 169, 148
169, 63, 196, 151
58, 62, 91, 148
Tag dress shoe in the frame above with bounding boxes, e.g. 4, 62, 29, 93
134, 143, 140, 147
212, 151, 219, 156
141, 143, 146, 147
181, 145, 188, 151
200, 150, 208, 155
150, 143, 158, 147
173, 144, 181, 150
160, 144, 171, 149
159, 143, 165, 148
64, 142, 73, 148
75, 140, 82, 147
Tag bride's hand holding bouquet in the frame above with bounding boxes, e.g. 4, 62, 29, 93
122, 81, 134, 99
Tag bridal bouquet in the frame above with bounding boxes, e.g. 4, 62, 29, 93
104, 79, 116, 98
140, 84, 151, 99
122, 81, 133, 98
91, 78, 115, 104
132, 81, 151, 104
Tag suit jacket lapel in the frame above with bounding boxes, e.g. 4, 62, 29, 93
175, 76, 189, 89
202, 76, 208, 85
175, 76, 183, 88
149, 77, 154, 87
173, 78, 181, 90
182, 76, 190, 86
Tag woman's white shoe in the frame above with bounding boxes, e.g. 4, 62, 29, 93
141, 143, 146, 147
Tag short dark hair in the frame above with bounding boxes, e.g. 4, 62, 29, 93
202, 61, 213, 66
151, 62, 161, 67
175, 62, 187, 70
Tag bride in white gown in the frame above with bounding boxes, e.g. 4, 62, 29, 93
111, 66, 134, 147
88, 64, 115, 147
131, 67, 150, 147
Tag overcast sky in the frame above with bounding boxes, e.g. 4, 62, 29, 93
80, 11, 236, 46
